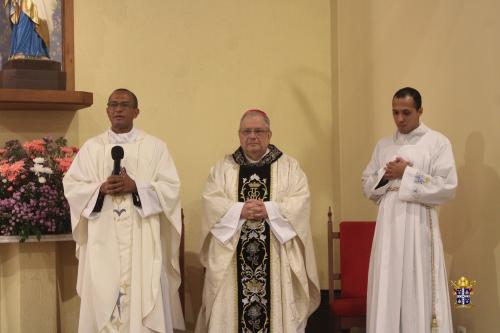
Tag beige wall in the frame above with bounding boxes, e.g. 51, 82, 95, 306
336, 0, 500, 332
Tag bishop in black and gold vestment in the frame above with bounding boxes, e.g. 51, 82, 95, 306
195, 110, 320, 333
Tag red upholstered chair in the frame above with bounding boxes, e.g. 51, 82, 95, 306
327, 207, 375, 332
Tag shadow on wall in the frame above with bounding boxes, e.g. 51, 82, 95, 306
440, 131, 500, 331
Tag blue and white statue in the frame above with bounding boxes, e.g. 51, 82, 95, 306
4, 0, 50, 59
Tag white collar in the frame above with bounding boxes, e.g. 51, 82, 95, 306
108, 127, 138, 144
394, 123, 429, 144
245, 148, 270, 164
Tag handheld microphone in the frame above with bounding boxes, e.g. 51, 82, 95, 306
111, 146, 124, 175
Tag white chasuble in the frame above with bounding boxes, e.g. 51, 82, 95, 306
196, 148, 320, 333
63, 130, 184, 333
362, 124, 457, 333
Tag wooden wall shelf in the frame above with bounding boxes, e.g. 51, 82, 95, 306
0, 88, 93, 111
0, 233, 73, 244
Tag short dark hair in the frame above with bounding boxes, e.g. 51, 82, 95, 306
393, 87, 422, 110
110, 88, 138, 108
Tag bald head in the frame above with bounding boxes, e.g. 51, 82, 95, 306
239, 109, 270, 129
110, 88, 138, 108
238, 109, 272, 161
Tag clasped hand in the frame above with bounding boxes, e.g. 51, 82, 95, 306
384, 157, 411, 180
100, 167, 137, 195
241, 199, 268, 220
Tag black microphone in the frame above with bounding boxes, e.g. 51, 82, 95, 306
111, 146, 124, 175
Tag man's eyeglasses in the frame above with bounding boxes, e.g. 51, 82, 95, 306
239, 128, 270, 137
107, 102, 134, 109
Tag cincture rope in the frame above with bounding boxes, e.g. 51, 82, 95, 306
425, 205, 439, 333
386, 187, 438, 331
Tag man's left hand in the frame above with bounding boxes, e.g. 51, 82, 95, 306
245, 199, 268, 220
101, 167, 137, 196
384, 157, 410, 180
119, 168, 137, 194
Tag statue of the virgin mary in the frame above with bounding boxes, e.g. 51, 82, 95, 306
3, 0, 50, 60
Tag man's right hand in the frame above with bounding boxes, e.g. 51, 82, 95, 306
384, 157, 411, 180
100, 175, 122, 195
100, 168, 138, 196
241, 199, 268, 220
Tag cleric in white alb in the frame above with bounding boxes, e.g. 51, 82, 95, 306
362, 87, 457, 333
63, 89, 184, 333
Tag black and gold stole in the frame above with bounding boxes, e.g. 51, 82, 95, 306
233, 145, 282, 333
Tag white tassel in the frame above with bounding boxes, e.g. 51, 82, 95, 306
431, 315, 439, 333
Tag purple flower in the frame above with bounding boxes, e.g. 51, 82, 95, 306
0, 137, 75, 240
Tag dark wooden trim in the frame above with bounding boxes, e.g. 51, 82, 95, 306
62, 0, 75, 91
0, 88, 92, 111
0, 1, 92, 111
327, 206, 335, 303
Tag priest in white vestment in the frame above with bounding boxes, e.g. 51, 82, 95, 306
63, 89, 185, 333
362, 87, 457, 333
195, 109, 320, 333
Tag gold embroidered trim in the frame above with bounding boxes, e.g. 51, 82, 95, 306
427, 206, 438, 330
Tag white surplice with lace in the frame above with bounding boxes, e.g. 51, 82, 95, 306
362, 124, 456, 333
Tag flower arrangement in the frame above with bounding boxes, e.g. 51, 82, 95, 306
0, 137, 78, 241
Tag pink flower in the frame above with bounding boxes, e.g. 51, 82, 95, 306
0, 160, 25, 182
10, 160, 25, 173
23, 139, 45, 153
8, 161, 25, 181
0, 137, 79, 240
0, 162, 9, 176
60, 146, 74, 155
55, 157, 73, 173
